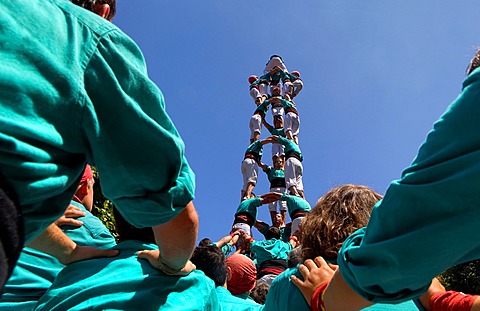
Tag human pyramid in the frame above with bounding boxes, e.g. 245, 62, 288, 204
235, 55, 310, 236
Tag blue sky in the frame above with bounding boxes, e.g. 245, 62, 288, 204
114, 2, 480, 242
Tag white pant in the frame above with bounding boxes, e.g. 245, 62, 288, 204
284, 112, 300, 136
271, 143, 285, 158
249, 114, 262, 139
268, 187, 287, 212
249, 84, 268, 101
271, 103, 284, 117
284, 157, 303, 191
241, 158, 258, 191
283, 79, 303, 97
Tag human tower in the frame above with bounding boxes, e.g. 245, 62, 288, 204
233, 55, 309, 239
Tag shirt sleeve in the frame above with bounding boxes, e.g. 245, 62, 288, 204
80, 29, 195, 227
337, 69, 480, 303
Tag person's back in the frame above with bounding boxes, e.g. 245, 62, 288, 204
35, 240, 218, 310
0, 0, 197, 288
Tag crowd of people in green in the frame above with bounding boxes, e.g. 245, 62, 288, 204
2, 0, 480, 310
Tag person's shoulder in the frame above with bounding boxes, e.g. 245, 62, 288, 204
54, 0, 119, 36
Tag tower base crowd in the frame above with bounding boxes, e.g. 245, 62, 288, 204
2, 1, 480, 310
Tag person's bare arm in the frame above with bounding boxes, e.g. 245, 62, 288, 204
138, 201, 198, 275
27, 223, 118, 265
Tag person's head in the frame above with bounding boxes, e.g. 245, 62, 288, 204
272, 213, 284, 228
273, 115, 284, 128
190, 245, 227, 287
467, 48, 480, 75
74, 165, 95, 211
225, 254, 257, 295
271, 85, 281, 96
273, 156, 284, 170
249, 281, 269, 304
70, 0, 117, 21
291, 70, 300, 78
265, 226, 281, 240
301, 184, 382, 262
248, 75, 258, 84
287, 245, 302, 268
198, 238, 214, 247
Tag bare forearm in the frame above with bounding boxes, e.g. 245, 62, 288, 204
324, 270, 372, 311
153, 201, 198, 270
27, 223, 76, 264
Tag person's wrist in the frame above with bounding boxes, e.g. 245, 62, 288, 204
311, 282, 329, 311
157, 256, 184, 275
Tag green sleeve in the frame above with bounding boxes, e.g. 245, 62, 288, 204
280, 194, 311, 217
338, 69, 480, 303
82, 30, 195, 227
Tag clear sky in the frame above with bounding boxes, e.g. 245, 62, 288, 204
113, 1, 480, 242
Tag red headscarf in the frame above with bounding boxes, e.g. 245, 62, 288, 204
226, 254, 257, 295
81, 164, 93, 183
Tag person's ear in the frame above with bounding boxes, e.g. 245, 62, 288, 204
227, 266, 232, 281
94, 4, 111, 20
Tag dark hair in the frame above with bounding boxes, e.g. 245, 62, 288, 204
249, 281, 269, 304
301, 184, 382, 262
198, 238, 214, 247
190, 246, 227, 287
113, 207, 155, 244
287, 246, 302, 268
70, 0, 117, 21
467, 48, 480, 75
265, 227, 280, 240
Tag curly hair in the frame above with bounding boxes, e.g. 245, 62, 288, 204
301, 184, 382, 262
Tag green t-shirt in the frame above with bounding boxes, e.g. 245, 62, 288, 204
0, 0, 194, 242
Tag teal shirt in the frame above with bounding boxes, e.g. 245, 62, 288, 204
235, 197, 262, 221
216, 286, 262, 311
250, 239, 293, 266
245, 140, 264, 157
254, 100, 271, 115
263, 268, 424, 311
0, 200, 116, 309
276, 136, 303, 160
35, 241, 219, 310
0, 0, 194, 242
263, 166, 285, 184
337, 67, 480, 303
267, 126, 286, 137
280, 194, 311, 218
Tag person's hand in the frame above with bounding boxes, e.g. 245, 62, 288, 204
137, 249, 196, 276
54, 204, 86, 227
260, 192, 282, 204
291, 256, 338, 306
61, 245, 119, 265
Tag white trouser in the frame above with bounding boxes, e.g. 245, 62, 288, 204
249, 114, 262, 139
268, 186, 287, 212
249, 84, 268, 101
284, 112, 300, 136
241, 158, 258, 190
271, 103, 284, 117
271, 143, 285, 158
284, 157, 303, 191
283, 79, 303, 97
